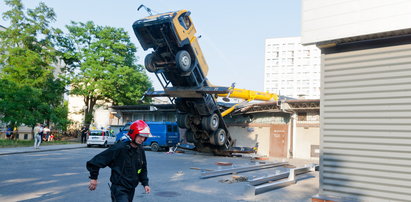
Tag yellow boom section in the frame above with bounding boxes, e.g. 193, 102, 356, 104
218, 88, 278, 117
218, 88, 278, 102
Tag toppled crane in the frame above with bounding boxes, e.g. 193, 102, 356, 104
132, 9, 278, 155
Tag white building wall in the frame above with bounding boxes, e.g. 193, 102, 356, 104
302, 0, 411, 44
294, 127, 320, 159
67, 94, 111, 130
264, 37, 321, 99
67, 95, 84, 129
228, 126, 270, 157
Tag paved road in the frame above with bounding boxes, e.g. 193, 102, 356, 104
0, 145, 318, 202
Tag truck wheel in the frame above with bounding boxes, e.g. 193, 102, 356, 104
185, 130, 196, 143
176, 50, 191, 72
175, 98, 189, 113
177, 113, 190, 129
144, 53, 158, 72
211, 129, 227, 146
202, 113, 219, 131
151, 142, 160, 152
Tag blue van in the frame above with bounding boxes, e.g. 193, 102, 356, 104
144, 122, 180, 152
115, 121, 180, 152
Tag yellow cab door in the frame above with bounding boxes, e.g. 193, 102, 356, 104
172, 10, 210, 78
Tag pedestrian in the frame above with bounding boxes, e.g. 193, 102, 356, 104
86, 120, 152, 202
39, 124, 44, 142
108, 126, 115, 138
12, 127, 18, 140
48, 133, 54, 141
5, 126, 12, 140
81, 126, 89, 144
43, 126, 51, 142
33, 123, 42, 149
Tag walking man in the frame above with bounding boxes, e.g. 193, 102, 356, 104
87, 120, 151, 202
33, 123, 42, 149
81, 126, 88, 144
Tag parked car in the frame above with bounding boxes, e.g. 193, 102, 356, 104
87, 130, 116, 147
115, 121, 180, 152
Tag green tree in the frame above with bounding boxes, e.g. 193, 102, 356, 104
0, 0, 56, 86
56, 21, 151, 125
0, 0, 68, 130
0, 79, 44, 129
50, 100, 71, 131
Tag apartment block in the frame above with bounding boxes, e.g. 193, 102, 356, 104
264, 37, 320, 99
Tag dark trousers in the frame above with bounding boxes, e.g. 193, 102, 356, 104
110, 184, 135, 202
81, 135, 87, 143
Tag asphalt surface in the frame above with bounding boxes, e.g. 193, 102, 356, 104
0, 144, 319, 202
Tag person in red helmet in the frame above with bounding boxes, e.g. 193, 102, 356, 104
86, 120, 152, 202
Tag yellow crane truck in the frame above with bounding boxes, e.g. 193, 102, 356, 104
132, 9, 278, 155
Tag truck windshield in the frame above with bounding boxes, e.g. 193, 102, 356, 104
178, 14, 191, 30
123, 124, 131, 132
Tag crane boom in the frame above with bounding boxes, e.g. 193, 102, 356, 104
218, 88, 278, 102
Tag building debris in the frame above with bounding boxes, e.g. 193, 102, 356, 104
200, 161, 288, 179
190, 167, 214, 171
215, 162, 233, 166
219, 175, 248, 184
247, 164, 318, 195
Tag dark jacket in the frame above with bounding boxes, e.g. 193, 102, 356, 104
86, 142, 149, 189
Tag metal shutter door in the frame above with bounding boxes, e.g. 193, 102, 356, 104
320, 44, 411, 201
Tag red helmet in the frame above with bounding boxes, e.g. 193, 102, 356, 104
128, 120, 152, 141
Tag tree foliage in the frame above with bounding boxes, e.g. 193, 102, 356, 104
0, 79, 44, 128
56, 21, 151, 125
0, 0, 69, 130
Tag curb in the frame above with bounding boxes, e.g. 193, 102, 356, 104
0, 145, 86, 156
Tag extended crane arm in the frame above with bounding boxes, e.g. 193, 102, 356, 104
218, 88, 278, 102
218, 88, 279, 117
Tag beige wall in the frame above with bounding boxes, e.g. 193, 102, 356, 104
68, 94, 111, 130
227, 126, 270, 157
294, 126, 320, 159
68, 95, 84, 129
0, 126, 34, 140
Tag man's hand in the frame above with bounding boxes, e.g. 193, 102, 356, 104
144, 186, 151, 194
89, 179, 98, 191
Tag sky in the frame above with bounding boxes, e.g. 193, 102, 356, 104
0, 0, 301, 91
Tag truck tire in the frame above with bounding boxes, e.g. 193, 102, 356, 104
211, 129, 227, 146
185, 130, 196, 143
202, 113, 219, 131
176, 50, 191, 72
144, 53, 158, 72
151, 142, 160, 152
177, 113, 190, 129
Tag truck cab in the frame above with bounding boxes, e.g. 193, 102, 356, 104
132, 10, 210, 87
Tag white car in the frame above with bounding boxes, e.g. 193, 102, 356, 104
87, 130, 116, 147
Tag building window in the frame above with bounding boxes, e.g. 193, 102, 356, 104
298, 112, 307, 121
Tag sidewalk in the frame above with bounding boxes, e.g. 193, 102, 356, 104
0, 143, 86, 155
